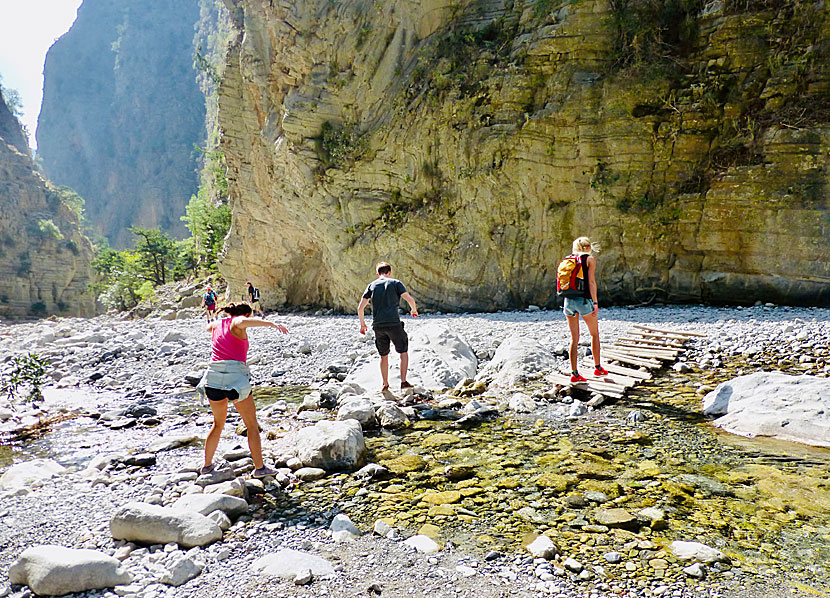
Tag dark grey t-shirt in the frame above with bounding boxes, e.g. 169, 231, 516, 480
363, 277, 407, 327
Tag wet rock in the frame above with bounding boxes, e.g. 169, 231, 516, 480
295, 467, 327, 481
148, 435, 200, 453
110, 502, 222, 548
508, 392, 536, 413
252, 549, 335, 578
594, 508, 637, 529
376, 403, 409, 428
353, 463, 390, 481
670, 541, 728, 564
683, 562, 707, 578
636, 507, 667, 530
9, 546, 132, 595
122, 453, 156, 467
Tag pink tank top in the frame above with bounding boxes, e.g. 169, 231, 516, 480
211, 317, 249, 363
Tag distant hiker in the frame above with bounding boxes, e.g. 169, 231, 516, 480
357, 261, 419, 391
558, 236, 607, 382
246, 281, 264, 317
201, 285, 218, 322
198, 302, 288, 478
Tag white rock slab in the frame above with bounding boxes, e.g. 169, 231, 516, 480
670, 541, 727, 564
9, 545, 132, 595
171, 494, 249, 518
478, 333, 558, 388
344, 322, 476, 391
404, 535, 440, 554
703, 372, 830, 447
110, 502, 222, 548
0, 458, 66, 490
252, 549, 335, 578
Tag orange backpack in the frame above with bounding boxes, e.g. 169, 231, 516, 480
556, 254, 588, 297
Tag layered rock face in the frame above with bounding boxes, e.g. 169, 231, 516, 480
37, 0, 205, 247
0, 90, 94, 318
218, 0, 830, 310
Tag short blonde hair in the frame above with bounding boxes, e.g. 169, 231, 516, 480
572, 236, 600, 255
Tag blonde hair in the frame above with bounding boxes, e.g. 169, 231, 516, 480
572, 236, 600, 255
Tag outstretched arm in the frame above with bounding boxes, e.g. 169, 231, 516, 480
401, 292, 418, 317
237, 317, 288, 334
357, 297, 369, 334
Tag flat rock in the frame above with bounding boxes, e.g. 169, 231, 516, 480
403, 535, 440, 554
9, 545, 132, 595
147, 435, 200, 453
171, 494, 249, 518
110, 502, 222, 548
0, 458, 66, 490
594, 508, 637, 529
670, 541, 728, 564
252, 549, 335, 578
703, 372, 830, 447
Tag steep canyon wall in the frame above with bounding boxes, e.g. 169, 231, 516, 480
0, 90, 94, 318
37, 0, 206, 248
218, 0, 830, 310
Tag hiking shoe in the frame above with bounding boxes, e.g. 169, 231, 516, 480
199, 464, 215, 475
570, 373, 588, 383
594, 366, 609, 376
252, 466, 278, 479
401, 381, 414, 390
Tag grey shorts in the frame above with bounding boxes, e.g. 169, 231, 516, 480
374, 322, 408, 356
197, 360, 251, 403
563, 297, 594, 317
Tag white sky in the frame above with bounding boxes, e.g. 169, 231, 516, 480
0, 0, 83, 149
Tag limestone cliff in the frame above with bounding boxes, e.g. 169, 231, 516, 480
36, 0, 206, 248
0, 90, 95, 318
218, 0, 830, 310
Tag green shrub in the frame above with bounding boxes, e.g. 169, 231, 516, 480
1, 353, 48, 404
36, 219, 63, 241
318, 121, 367, 169
29, 302, 47, 316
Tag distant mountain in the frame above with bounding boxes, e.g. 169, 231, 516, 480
37, 0, 206, 248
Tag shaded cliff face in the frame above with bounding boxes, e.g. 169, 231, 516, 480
218, 0, 830, 310
0, 90, 95, 318
37, 0, 205, 248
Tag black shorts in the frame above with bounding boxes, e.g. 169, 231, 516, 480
205, 387, 239, 402
374, 322, 408, 356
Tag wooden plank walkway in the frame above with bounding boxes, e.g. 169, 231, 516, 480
550, 325, 703, 400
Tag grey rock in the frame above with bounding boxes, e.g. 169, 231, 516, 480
171, 494, 249, 518
9, 545, 132, 595
252, 549, 335, 578
110, 502, 222, 548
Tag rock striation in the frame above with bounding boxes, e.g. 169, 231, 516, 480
217, 0, 830, 311
36, 0, 207, 247
0, 89, 94, 318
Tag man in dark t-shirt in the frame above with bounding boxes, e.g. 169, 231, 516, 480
357, 261, 419, 391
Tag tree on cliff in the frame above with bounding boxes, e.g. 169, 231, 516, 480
129, 227, 177, 286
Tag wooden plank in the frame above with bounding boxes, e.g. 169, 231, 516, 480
625, 331, 689, 344
607, 346, 670, 362
579, 362, 640, 387
611, 343, 680, 358
618, 336, 685, 348
547, 373, 626, 398
585, 359, 652, 380
604, 350, 662, 368
631, 324, 706, 338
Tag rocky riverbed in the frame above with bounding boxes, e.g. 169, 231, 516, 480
1, 304, 829, 598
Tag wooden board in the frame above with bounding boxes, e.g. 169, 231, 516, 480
548, 373, 627, 398
624, 331, 688, 345
584, 359, 652, 380
611, 343, 680, 359
604, 350, 662, 368
618, 336, 685, 348
631, 324, 706, 338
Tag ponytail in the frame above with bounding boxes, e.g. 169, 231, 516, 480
219, 302, 253, 317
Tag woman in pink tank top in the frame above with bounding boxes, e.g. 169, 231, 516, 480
200, 302, 288, 479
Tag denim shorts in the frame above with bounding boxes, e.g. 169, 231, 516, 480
197, 360, 251, 403
563, 297, 594, 317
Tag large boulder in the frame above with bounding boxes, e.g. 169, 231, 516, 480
703, 372, 830, 447
172, 494, 249, 518
252, 549, 336, 578
344, 323, 476, 391
0, 458, 66, 490
337, 398, 378, 428
478, 333, 558, 389
110, 502, 222, 548
9, 545, 132, 595
292, 419, 366, 471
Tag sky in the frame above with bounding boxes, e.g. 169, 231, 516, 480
0, 0, 83, 149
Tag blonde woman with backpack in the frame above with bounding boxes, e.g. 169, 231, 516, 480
557, 236, 607, 382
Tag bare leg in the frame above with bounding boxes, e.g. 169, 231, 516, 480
234, 394, 264, 469
566, 314, 581, 373
379, 354, 390, 389
205, 398, 228, 468
400, 352, 409, 384
582, 311, 601, 366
